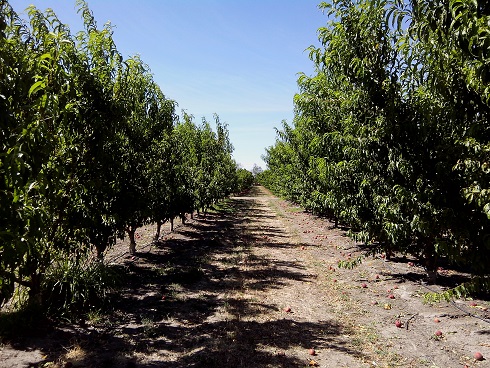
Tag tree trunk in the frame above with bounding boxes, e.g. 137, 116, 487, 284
128, 227, 137, 255
170, 218, 174, 232
95, 243, 106, 259
423, 241, 438, 284
154, 220, 162, 241
28, 273, 43, 307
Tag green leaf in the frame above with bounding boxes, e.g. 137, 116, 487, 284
28, 80, 46, 97
40, 52, 52, 60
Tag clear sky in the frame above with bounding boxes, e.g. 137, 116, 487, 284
9, 0, 327, 170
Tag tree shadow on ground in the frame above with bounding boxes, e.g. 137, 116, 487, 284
1, 186, 367, 367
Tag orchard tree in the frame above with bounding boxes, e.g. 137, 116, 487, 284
235, 167, 254, 193
263, 0, 490, 284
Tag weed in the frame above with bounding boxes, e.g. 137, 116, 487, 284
142, 317, 158, 337
42, 250, 124, 319
86, 309, 105, 324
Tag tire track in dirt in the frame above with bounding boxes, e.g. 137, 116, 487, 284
236, 187, 372, 367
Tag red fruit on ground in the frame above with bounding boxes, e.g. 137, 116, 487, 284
347, 253, 352, 257
434, 318, 440, 323
333, 279, 337, 283
408, 261, 414, 266
435, 330, 442, 337
375, 274, 380, 279
469, 301, 478, 307
474, 352, 484, 361
361, 283, 368, 288
395, 320, 402, 328
308, 348, 316, 356
393, 286, 399, 289
371, 301, 378, 305
283, 307, 292, 313
388, 294, 395, 299
380, 254, 386, 258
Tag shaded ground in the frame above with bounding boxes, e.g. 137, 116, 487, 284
1, 185, 489, 367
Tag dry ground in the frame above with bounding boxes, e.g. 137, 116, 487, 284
1, 185, 489, 367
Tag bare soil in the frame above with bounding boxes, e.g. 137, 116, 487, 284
1, 185, 489, 368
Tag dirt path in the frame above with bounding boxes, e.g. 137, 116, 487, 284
1, 185, 489, 367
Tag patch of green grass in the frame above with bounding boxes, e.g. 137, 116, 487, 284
208, 199, 236, 214
86, 309, 105, 324
286, 207, 304, 213
141, 317, 158, 337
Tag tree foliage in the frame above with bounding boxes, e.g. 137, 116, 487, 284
261, 0, 490, 281
0, 0, 241, 309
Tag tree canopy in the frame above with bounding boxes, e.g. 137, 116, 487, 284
260, 0, 490, 288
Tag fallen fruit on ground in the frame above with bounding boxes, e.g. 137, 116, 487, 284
434, 318, 440, 323
395, 320, 402, 328
388, 294, 395, 299
474, 351, 484, 361
308, 348, 316, 356
361, 283, 368, 288
283, 307, 291, 313
435, 330, 442, 337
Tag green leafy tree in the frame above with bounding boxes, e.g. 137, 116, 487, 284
235, 167, 254, 193
263, 0, 490, 283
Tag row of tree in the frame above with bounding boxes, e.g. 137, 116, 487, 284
260, 0, 490, 285
0, 0, 252, 308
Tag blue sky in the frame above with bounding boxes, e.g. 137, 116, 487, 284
9, 0, 327, 170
